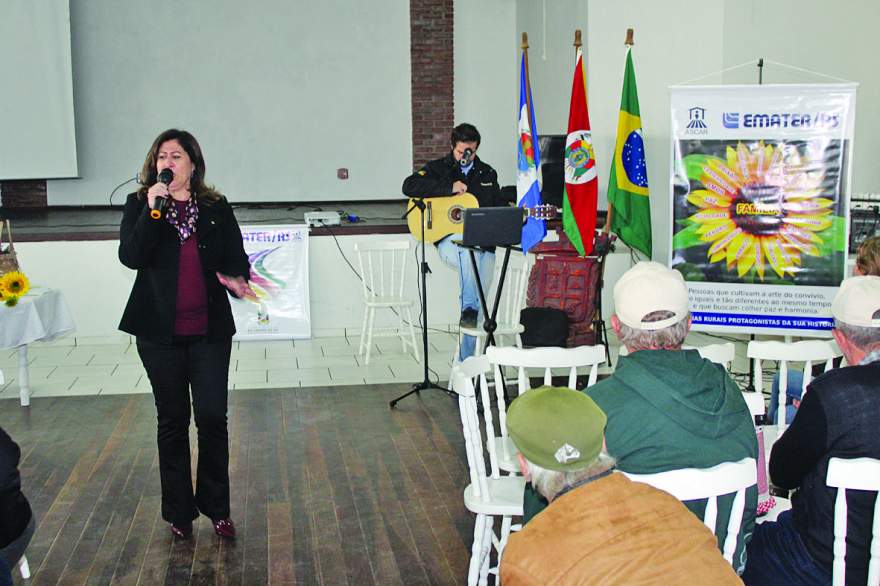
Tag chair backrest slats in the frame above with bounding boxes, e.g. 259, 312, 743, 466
486, 345, 606, 439
747, 340, 843, 428
826, 457, 880, 586
623, 457, 756, 565
354, 241, 412, 302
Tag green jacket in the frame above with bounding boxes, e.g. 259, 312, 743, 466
523, 350, 758, 574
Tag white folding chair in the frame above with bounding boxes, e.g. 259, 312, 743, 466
484, 345, 606, 476
826, 457, 880, 586
353, 241, 419, 365
454, 252, 535, 361
623, 458, 757, 566
747, 339, 842, 428
451, 357, 525, 586
18, 555, 30, 579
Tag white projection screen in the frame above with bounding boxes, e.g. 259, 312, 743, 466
0, 0, 78, 180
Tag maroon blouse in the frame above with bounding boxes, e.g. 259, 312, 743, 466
173, 201, 208, 335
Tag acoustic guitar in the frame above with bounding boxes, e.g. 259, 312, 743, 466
406, 193, 558, 243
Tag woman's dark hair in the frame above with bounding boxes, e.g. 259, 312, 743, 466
137, 129, 221, 202
451, 123, 481, 148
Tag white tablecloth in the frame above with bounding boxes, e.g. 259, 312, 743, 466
0, 288, 75, 349
0, 288, 76, 406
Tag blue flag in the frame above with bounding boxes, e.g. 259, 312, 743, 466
516, 53, 546, 252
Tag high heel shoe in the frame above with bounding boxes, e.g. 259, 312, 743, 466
212, 518, 236, 539
170, 522, 193, 539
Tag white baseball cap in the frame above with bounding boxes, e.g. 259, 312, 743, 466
831, 276, 880, 328
613, 262, 690, 330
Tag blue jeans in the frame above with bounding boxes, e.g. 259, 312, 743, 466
768, 370, 804, 425
436, 236, 495, 360
0, 556, 11, 586
742, 510, 829, 585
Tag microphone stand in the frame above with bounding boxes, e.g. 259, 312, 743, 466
390, 197, 454, 407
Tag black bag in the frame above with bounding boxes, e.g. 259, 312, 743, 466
519, 307, 569, 348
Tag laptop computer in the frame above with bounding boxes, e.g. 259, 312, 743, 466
461, 207, 523, 247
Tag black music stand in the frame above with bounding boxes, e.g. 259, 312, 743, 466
390, 198, 453, 408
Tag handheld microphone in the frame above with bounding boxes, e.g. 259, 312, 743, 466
460, 148, 474, 167
150, 168, 173, 219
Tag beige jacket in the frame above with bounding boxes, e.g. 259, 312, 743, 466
501, 473, 742, 585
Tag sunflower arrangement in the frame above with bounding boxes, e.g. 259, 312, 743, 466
0, 271, 30, 307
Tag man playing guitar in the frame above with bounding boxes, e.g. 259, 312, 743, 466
402, 123, 506, 360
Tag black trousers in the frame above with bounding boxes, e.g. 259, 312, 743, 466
137, 336, 232, 525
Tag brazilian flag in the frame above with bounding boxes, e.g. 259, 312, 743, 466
608, 48, 651, 258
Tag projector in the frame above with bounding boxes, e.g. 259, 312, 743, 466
304, 211, 342, 227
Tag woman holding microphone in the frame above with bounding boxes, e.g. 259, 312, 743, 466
119, 129, 255, 539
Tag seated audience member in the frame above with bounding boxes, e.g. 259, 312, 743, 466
743, 275, 880, 585
0, 556, 11, 586
0, 426, 34, 580
769, 235, 880, 424
500, 386, 741, 584
522, 261, 758, 573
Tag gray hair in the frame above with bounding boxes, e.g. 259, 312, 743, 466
525, 451, 616, 502
616, 310, 691, 351
835, 315, 880, 351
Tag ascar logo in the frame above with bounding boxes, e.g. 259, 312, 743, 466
687, 107, 707, 129
720, 111, 840, 130
684, 106, 709, 135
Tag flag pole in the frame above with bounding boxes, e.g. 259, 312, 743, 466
604, 28, 634, 234
521, 32, 535, 142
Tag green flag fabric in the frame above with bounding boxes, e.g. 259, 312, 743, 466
608, 48, 652, 258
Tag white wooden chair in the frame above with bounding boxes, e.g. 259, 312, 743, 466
484, 345, 606, 476
623, 457, 757, 566
683, 342, 736, 369
353, 241, 419, 365
747, 339, 842, 428
454, 252, 534, 361
451, 357, 525, 586
826, 457, 880, 586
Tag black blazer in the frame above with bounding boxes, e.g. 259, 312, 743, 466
402, 153, 502, 208
118, 192, 250, 344
0, 426, 32, 550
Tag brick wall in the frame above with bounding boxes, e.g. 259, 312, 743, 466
0, 180, 48, 208
409, 0, 454, 170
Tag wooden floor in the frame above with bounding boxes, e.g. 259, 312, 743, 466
0, 384, 474, 585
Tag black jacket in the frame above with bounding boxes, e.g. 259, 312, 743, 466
0, 426, 32, 550
402, 153, 502, 208
770, 361, 880, 585
118, 192, 250, 344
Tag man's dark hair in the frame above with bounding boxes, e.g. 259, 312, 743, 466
451, 123, 481, 148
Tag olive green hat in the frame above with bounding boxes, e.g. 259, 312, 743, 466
507, 386, 607, 472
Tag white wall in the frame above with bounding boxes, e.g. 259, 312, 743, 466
47, 1, 413, 205
586, 0, 726, 262
516, 0, 589, 136
721, 0, 880, 194
454, 0, 518, 187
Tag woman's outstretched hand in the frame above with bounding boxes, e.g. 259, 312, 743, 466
216, 272, 258, 301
